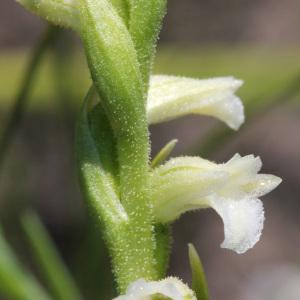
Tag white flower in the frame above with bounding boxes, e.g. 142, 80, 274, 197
114, 277, 196, 300
147, 75, 244, 130
150, 154, 281, 254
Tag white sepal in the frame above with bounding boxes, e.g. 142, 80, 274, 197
147, 75, 244, 130
114, 277, 196, 300
150, 154, 281, 253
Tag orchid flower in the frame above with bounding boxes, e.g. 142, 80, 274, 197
114, 277, 196, 300
150, 154, 281, 254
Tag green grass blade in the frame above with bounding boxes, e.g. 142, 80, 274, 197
21, 211, 82, 300
0, 228, 52, 300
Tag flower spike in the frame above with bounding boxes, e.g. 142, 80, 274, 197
114, 277, 196, 300
150, 154, 281, 253
147, 75, 244, 130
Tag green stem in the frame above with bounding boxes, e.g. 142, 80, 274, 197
21, 211, 82, 300
78, 0, 158, 292
0, 25, 59, 170
77, 88, 155, 293
0, 227, 51, 300
127, 1, 171, 277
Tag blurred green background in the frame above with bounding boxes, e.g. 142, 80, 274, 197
1, 0, 300, 299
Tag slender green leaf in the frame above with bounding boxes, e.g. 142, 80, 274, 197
188, 244, 210, 300
21, 211, 82, 300
0, 228, 51, 300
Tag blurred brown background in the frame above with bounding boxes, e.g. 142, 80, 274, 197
2, 0, 300, 46
1, 0, 300, 299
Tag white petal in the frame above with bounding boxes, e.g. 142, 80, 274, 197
224, 154, 262, 176
243, 174, 282, 198
219, 154, 263, 198
114, 277, 196, 300
222, 154, 282, 198
147, 75, 244, 130
209, 196, 265, 254
151, 157, 227, 223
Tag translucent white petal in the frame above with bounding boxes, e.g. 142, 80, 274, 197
221, 154, 281, 199
209, 196, 265, 254
147, 75, 244, 130
224, 154, 262, 176
150, 154, 281, 253
243, 174, 282, 198
114, 277, 196, 300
